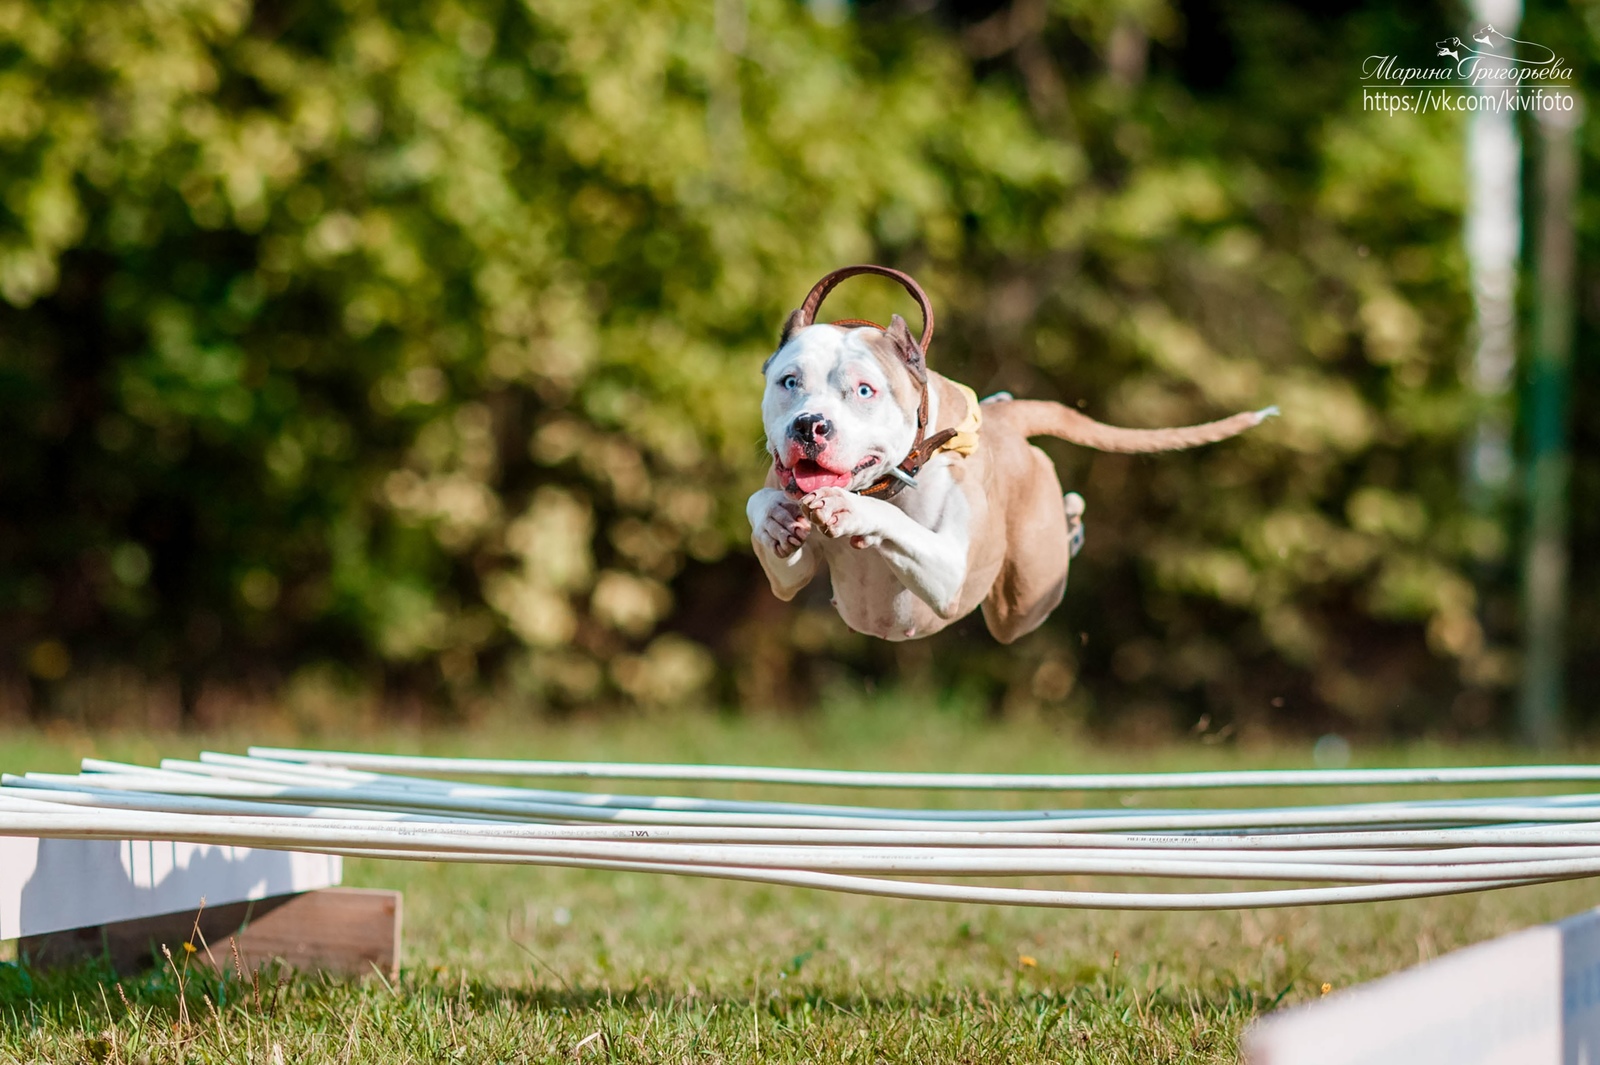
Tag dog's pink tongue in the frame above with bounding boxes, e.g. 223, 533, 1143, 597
793, 460, 850, 493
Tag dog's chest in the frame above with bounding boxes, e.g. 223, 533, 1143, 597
817, 477, 963, 641
823, 549, 941, 640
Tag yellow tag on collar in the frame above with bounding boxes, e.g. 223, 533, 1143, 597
938, 382, 982, 457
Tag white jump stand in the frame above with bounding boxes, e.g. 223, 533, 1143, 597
0, 838, 400, 977
1247, 905, 1600, 1064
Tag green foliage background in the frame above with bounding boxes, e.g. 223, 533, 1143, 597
1, 0, 1594, 733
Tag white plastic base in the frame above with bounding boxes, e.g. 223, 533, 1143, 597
1247, 905, 1600, 1064
0, 837, 341, 941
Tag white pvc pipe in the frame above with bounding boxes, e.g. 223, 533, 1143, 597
200, 753, 1600, 820
28, 781, 1600, 855
16, 785, 1600, 872
43, 769, 1600, 835
247, 747, 1600, 791
0, 805, 1565, 908
34, 757, 1600, 844
249, 843, 1557, 911
7, 750, 1600, 912
12, 797, 1600, 883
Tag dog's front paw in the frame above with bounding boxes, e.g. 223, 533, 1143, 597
801, 487, 878, 548
760, 498, 813, 558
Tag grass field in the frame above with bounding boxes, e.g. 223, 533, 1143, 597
2, 699, 1595, 1063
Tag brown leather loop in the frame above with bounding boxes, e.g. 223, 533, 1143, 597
797, 265, 934, 353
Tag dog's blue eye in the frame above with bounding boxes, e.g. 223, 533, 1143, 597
781, 375, 798, 391
857, 383, 875, 398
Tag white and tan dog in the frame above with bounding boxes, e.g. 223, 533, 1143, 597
746, 266, 1274, 643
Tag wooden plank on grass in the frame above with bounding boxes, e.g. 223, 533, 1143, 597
19, 888, 403, 980
230, 887, 403, 980
20, 894, 294, 974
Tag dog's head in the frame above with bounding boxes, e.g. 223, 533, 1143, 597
761, 313, 926, 497
1436, 37, 1463, 55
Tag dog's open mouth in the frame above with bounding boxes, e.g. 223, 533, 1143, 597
774, 456, 879, 495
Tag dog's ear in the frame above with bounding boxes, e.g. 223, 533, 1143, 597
886, 314, 926, 383
763, 309, 807, 373
778, 308, 805, 349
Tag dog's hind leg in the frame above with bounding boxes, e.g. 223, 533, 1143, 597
1064, 491, 1086, 558
980, 445, 1072, 644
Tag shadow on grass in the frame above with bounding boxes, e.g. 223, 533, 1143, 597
0, 953, 1280, 1027
0, 957, 1263, 1064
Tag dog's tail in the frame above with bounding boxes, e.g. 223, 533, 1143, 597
994, 399, 1277, 453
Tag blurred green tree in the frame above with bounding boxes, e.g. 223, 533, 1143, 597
0, 0, 1589, 734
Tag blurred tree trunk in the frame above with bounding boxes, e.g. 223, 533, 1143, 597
1520, 103, 1581, 748
1463, 0, 1523, 725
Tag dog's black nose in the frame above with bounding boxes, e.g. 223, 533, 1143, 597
790, 413, 833, 443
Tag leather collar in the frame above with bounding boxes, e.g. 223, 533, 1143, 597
855, 386, 959, 500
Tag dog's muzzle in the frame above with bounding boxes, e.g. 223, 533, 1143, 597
788, 413, 834, 457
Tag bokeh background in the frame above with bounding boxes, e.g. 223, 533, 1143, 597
0, 0, 1594, 740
